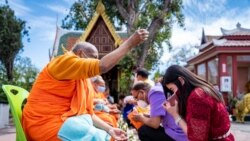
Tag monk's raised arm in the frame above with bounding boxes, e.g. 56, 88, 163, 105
99, 29, 148, 73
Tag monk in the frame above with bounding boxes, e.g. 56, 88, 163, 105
22, 29, 149, 141
92, 77, 120, 119
90, 75, 118, 128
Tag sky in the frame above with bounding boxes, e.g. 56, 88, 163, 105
1, 0, 250, 70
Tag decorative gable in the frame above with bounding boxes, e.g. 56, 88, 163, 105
86, 17, 116, 58
77, 1, 123, 57
51, 1, 126, 58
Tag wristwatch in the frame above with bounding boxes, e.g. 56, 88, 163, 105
175, 116, 182, 125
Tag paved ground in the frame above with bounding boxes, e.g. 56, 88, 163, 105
0, 122, 249, 141
0, 126, 15, 141
230, 122, 250, 141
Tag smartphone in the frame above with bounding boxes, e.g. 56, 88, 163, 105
167, 94, 177, 106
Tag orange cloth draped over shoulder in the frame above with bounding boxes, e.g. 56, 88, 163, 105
22, 52, 100, 141
94, 92, 117, 128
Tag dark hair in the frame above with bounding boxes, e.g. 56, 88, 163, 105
245, 80, 250, 93
131, 81, 151, 92
162, 65, 224, 118
118, 94, 125, 100
136, 68, 149, 78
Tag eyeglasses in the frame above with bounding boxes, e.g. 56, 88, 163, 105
133, 90, 144, 100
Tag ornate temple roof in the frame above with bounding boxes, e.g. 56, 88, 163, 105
51, 26, 81, 57
213, 39, 250, 47
200, 28, 208, 45
77, 1, 123, 46
51, 1, 127, 58
52, 26, 127, 57
199, 23, 250, 51
188, 23, 250, 65
221, 22, 250, 36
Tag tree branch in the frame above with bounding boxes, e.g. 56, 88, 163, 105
138, 0, 150, 14
161, 0, 171, 17
137, 0, 171, 67
115, 0, 129, 22
116, 0, 138, 34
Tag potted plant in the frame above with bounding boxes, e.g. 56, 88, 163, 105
228, 95, 238, 116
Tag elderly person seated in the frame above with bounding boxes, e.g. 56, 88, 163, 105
90, 75, 120, 119
235, 80, 250, 123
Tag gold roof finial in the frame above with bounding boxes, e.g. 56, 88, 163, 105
96, 0, 105, 13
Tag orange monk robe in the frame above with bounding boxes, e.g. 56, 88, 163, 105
95, 93, 120, 120
94, 92, 118, 127
94, 91, 106, 99
22, 52, 100, 141
128, 106, 150, 129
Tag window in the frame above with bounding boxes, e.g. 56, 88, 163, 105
226, 56, 233, 96
197, 63, 206, 80
237, 55, 250, 62
208, 58, 218, 84
236, 55, 250, 95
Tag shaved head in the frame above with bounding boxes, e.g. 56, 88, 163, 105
72, 42, 98, 58
91, 75, 105, 84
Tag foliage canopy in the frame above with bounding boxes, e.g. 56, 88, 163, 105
0, 2, 30, 82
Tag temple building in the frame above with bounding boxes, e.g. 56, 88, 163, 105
187, 23, 250, 103
51, 1, 128, 102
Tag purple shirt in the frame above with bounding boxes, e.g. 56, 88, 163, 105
148, 83, 187, 141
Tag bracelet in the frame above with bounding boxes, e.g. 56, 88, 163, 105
175, 116, 182, 125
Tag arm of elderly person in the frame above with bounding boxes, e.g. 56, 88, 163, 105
133, 114, 161, 129
100, 29, 148, 73
92, 114, 127, 140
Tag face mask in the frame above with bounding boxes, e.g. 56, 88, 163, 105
97, 86, 106, 93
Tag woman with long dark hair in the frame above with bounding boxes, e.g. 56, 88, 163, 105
162, 65, 234, 141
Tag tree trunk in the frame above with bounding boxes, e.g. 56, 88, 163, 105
136, 0, 171, 67
115, 0, 138, 34
4, 60, 14, 82
136, 17, 164, 68
116, 0, 172, 68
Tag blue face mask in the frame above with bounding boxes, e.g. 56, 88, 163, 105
97, 86, 106, 93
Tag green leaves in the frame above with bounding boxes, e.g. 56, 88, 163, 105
0, 56, 39, 103
0, 4, 29, 81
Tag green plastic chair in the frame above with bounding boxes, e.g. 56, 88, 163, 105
2, 85, 29, 141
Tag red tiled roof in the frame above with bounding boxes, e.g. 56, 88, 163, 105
214, 40, 250, 47
221, 23, 250, 36
67, 37, 78, 50
227, 31, 250, 36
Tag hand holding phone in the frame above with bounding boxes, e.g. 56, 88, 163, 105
167, 94, 177, 106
